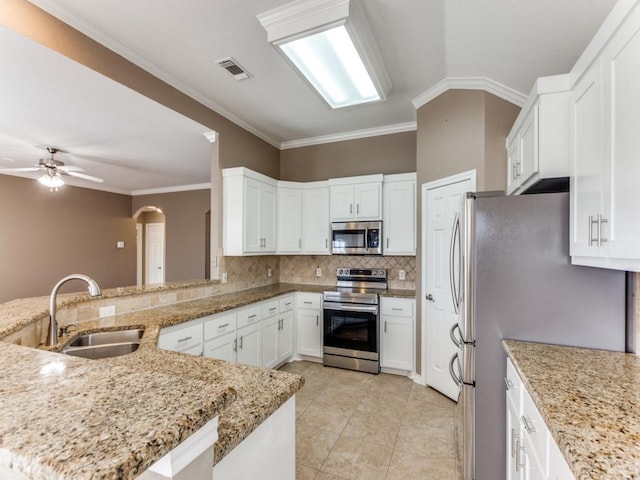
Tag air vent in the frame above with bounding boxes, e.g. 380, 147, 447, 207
216, 57, 251, 80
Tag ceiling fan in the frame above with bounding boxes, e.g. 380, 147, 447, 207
0, 147, 104, 189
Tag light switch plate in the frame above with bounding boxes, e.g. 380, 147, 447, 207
399, 270, 406, 280
316, 268, 322, 278
222, 272, 228, 284
268, 268, 272, 277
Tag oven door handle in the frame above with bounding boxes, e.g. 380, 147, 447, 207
324, 303, 379, 314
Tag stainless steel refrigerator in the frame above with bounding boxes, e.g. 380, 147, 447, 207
448, 192, 627, 480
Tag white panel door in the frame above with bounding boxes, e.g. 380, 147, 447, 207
278, 188, 303, 253
244, 177, 262, 252
262, 316, 279, 369
354, 182, 381, 219
145, 222, 165, 284
303, 187, 330, 254
237, 323, 261, 367
330, 185, 355, 221
424, 175, 473, 400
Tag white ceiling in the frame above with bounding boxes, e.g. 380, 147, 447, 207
0, 0, 617, 193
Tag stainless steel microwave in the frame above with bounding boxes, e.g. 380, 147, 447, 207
331, 221, 382, 255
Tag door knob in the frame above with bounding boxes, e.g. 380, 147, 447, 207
426, 294, 435, 302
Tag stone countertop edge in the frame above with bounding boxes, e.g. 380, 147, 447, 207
502, 339, 640, 480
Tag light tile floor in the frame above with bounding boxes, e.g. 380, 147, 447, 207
279, 361, 457, 480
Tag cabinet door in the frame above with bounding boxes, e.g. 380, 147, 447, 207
521, 431, 546, 480
244, 177, 263, 253
381, 315, 413, 371
518, 106, 538, 188
570, 61, 605, 257
506, 398, 523, 480
383, 180, 416, 255
261, 183, 277, 252
277, 188, 303, 253
303, 187, 330, 254
330, 185, 355, 221
203, 332, 237, 363
296, 308, 322, 358
262, 315, 279, 369
278, 311, 294, 363
355, 182, 382, 219
604, 12, 640, 261
507, 136, 521, 195
237, 323, 261, 367
548, 439, 575, 480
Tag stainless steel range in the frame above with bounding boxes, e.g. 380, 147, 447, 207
322, 268, 387, 374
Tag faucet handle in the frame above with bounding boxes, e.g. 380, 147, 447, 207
59, 323, 78, 337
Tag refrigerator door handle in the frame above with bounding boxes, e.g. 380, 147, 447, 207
449, 323, 463, 348
449, 213, 461, 314
449, 352, 463, 387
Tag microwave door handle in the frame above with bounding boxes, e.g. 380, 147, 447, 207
365, 227, 369, 252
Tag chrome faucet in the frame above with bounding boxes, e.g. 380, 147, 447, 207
46, 274, 102, 346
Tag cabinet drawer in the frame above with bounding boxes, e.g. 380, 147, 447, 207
505, 358, 522, 411
279, 295, 294, 313
381, 297, 414, 317
237, 305, 262, 328
262, 299, 280, 318
297, 292, 321, 309
204, 312, 237, 341
522, 384, 548, 468
158, 320, 203, 353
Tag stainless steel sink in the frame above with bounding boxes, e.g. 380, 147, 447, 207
62, 329, 144, 359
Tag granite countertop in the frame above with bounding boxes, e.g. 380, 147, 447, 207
503, 340, 640, 480
380, 288, 416, 299
0, 281, 413, 478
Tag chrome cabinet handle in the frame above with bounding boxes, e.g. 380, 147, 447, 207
316, 315, 319, 326
384, 321, 387, 333
386, 238, 389, 249
248, 314, 257, 319
449, 213, 461, 314
598, 215, 608, 246
325, 238, 328, 248
449, 323, 463, 348
177, 336, 192, 343
299, 238, 302, 248
233, 338, 238, 352
449, 353, 463, 387
504, 377, 515, 390
515, 440, 522, 472
219, 323, 229, 329
239, 335, 244, 349
269, 307, 277, 312
304, 301, 313, 305
521, 415, 536, 433
392, 307, 403, 311
510, 428, 519, 459
356, 203, 360, 214
589, 215, 597, 246
350, 203, 353, 214
516, 161, 522, 176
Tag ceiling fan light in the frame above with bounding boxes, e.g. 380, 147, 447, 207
38, 172, 64, 190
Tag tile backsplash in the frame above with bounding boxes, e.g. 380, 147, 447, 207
218, 254, 415, 291
279, 255, 416, 290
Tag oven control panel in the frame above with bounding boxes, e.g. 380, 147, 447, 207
336, 268, 387, 279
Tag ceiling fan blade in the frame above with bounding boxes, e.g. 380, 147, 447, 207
0, 167, 41, 172
66, 171, 104, 183
58, 165, 84, 172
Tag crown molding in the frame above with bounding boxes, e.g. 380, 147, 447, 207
280, 121, 416, 150
131, 183, 211, 196
412, 77, 527, 109
28, 1, 282, 149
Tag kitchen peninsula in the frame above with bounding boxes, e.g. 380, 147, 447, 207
0, 281, 309, 479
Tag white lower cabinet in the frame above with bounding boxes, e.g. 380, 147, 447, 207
380, 297, 415, 372
237, 322, 261, 367
295, 292, 323, 358
506, 358, 575, 480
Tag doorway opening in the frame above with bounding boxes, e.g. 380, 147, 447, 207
133, 206, 166, 286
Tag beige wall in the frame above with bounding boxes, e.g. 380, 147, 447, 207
280, 131, 416, 181
132, 190, 210, 282
0, 175, 136, 302
0, 0, 280, 179
415, 90, 520, 374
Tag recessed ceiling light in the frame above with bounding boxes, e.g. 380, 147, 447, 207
257, 0, 391, 109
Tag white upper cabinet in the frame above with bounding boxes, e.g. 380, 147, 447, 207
506, 75, 571, 195
302, 184, 331, 254
277, 183, 303, 254
383, 173, 416, 255
329, 175, 383, 221
223, 168, 277, 256
569, 0, 640, 271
